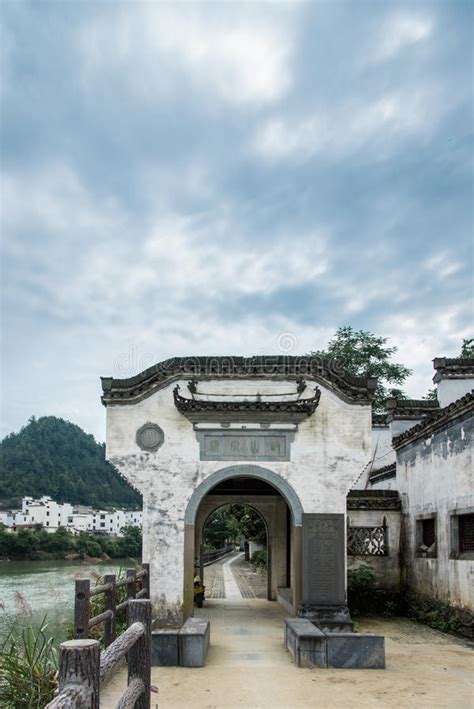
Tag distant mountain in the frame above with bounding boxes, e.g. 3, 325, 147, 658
0, 416, 141, 509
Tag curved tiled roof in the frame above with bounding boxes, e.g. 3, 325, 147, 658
392, 391, 474, 449
368, 462, 396, 481
372, 413, 388, 426
173, 384, 321, 423
385, 398, 439, 421
347, 489, 401, 510
433, 357, 474, 383
101, 356, 377, 406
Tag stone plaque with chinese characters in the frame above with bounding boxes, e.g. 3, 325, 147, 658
302, 513, 345, 605
195, 429, 294, 461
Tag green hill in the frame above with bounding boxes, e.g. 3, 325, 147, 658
0, 416, 141, 509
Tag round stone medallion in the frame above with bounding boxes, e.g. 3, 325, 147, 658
136, 422, 164, 452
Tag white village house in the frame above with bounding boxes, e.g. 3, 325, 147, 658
0, 495, 142, 537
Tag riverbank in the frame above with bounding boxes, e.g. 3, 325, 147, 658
0, 524, 141, 561
0, 558, 136, 640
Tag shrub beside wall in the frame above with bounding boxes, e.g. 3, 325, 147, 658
347, 565, 474, 639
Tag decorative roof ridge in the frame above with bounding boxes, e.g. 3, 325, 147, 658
385, 397, 439, 423
372, 413, 388, 426
347, 489, 399, 497
386, 398, 439, 408
101, 355, 377, 406
368, 462, 396, 478
392, 390, 474, 449
433, 357, 474, 383
173, 384, 321, 424
368, 463, 397, 482
347, 489, 401, 510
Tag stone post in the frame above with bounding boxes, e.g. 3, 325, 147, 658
298, 513, 352, 632
143, 506, 187, 627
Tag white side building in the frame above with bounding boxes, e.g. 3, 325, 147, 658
2, 496, 143, 537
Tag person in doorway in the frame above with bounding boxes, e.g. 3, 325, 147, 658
193, 575, 205, 608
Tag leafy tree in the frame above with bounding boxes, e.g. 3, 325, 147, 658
311, 326, 412, 411
117, 525, 142, 558
422, 388, 438, 401
203, 507, 235, 549
0, 416, 141, 508
460, 338, 474, 357
203, 505, 266, 549
44, 527, 74, 554
228, 505, 266, 546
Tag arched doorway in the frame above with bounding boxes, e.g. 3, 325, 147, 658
200, 503, 269, 601
183, 465, 303, 618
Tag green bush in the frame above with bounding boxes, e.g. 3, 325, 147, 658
250, 550, 267, 569
405, 593, 464, 635
347, 564, 401, 617
0, 525, 142, 561
0, 615, 58, 708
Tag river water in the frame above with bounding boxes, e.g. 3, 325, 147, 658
0, 558, 132, 642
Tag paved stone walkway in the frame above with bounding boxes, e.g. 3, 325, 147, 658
231, 554, 267, 598
222, 552, 244, 600
203, 552, 268, 599
101, 602, 474, 708
202, 555, 227, 599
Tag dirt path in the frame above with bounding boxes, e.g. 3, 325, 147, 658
101, 602, 474, 708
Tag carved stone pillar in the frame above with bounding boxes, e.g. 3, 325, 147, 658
297, 513, 353, 632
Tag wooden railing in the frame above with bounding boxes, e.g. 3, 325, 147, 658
74, 563, 150, 645
46, 598, 151, 709
203, 544, 234, 566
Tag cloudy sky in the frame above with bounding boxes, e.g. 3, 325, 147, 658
1, 1, 472, 441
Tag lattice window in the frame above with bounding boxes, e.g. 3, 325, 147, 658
459, 513, 474, 554
347, 526, 388, 556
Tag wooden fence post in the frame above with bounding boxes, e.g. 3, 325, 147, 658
104, 573, 116, 647
141, 562, 150, 599
57, 639, 100, 709
126, 568, 136, 623
74, 579, 91, 640
128, 599, 151, 709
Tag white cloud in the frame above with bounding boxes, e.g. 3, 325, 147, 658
385, 304, 471, 399
424, 252, 461, 279
373, 12, 433, 62
254, 86, 442, 161
79, 4, 297, 106
2, 164, 329, 327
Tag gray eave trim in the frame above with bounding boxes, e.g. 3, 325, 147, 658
100, 356, 377, 407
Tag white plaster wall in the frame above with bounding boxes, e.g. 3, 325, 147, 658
369, 477, 398, 491
105, 378, 372, 619
437, 379, 474, 408
354, 425, 394, 488
396, 414, 473, 609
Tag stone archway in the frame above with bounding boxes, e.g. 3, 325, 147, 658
198, 501, 271, 599
183, 465, 303, 617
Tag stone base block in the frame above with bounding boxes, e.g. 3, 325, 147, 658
298, 604, 354, 633
284, 620, 385, 670
179, 618, 210, 667
285, 618, 326, 668
151, 618, 211, 667
326, 633, 385, 669
151, 630, 179, 666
